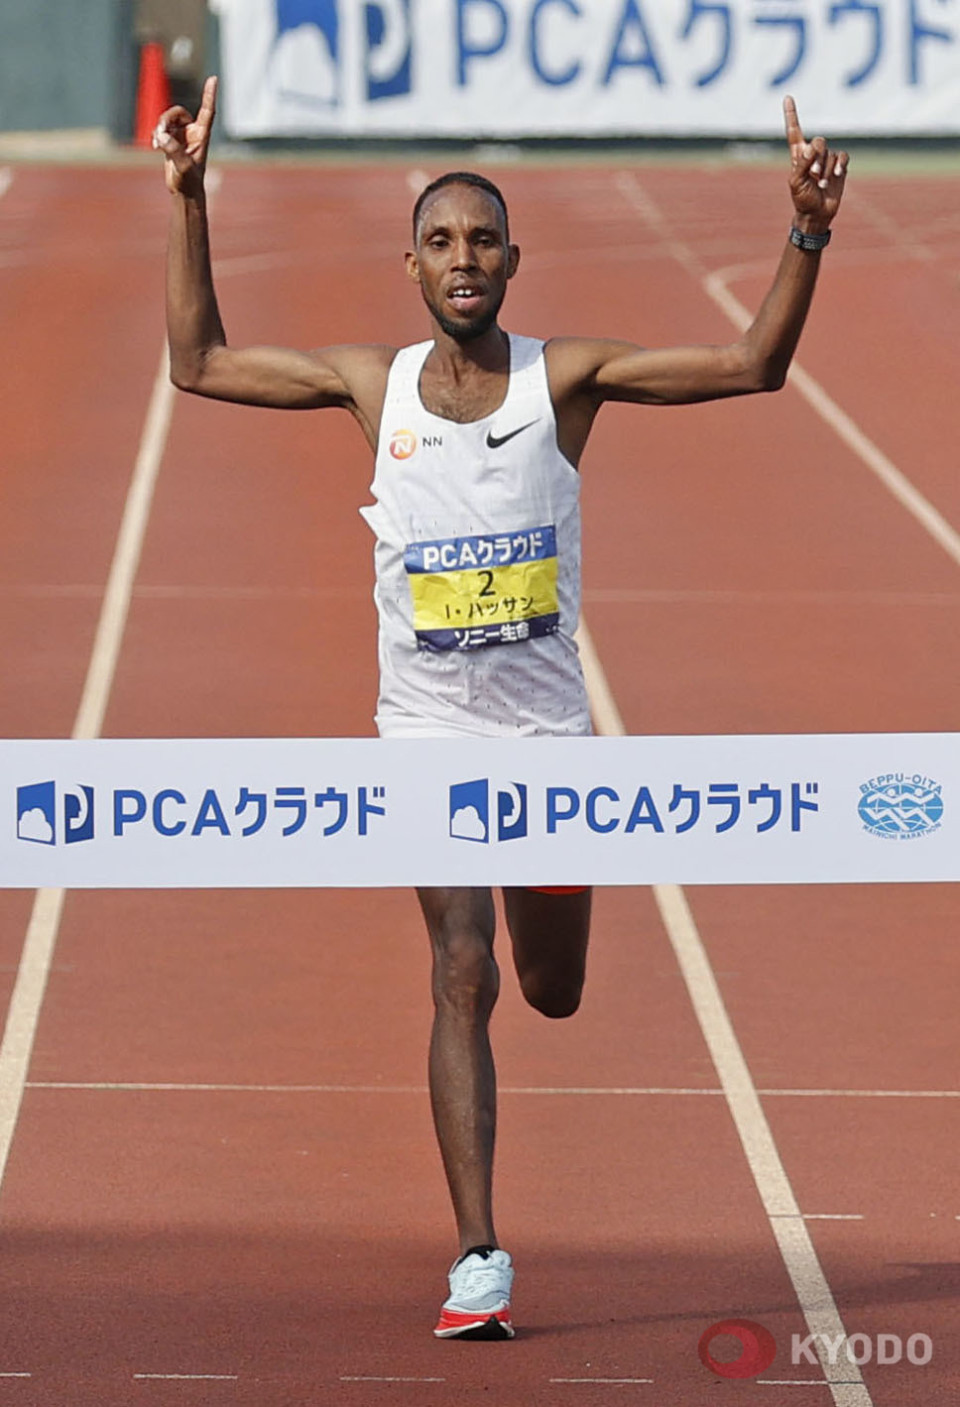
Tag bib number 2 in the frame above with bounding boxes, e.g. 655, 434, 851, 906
404, 526, 560, 652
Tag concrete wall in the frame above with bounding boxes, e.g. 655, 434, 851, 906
0, 0, 134, 133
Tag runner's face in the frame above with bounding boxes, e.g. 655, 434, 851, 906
407, 185, 518, 342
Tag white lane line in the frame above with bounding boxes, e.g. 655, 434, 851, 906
23, 1080, 712, 1094
0, 582, 369, 601
1, 584, 102, 598
615, 171, 960, 575
0, 342, 181, 1187
803, 1214, 864, 1221
575, 617, 626, 736
652, 884, 871, 1407
213, 251, 301, 279
847, 188, 937, 263
578, 624, 873, 1407
133, 583, 367, 600
26, 1079, 960, 1099
580, 615, 870, 1404
614, 172, 701, 276
0, 168, 12, 199
27, 1081, 433, 1094
583, 586, 960, 606
341, 1377, 445, 1384
707, 273, 960, 572
698, 240, 947, 292
0, 892, 67, 1186
134, 1373, 238, 1380
550, 1378, 653, 1385
73, 349, 176, 739
762, 1088, 960, 1098
0, 1373, 30, 1378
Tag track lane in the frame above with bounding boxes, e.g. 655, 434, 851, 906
5, 164, 822, 1405
568, 164, 959, 1403
0, 162, 957, 1404
0, 167, 181, 1204
0, 169, 172, 737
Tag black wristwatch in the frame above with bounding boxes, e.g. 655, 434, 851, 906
789, 226, 831, 252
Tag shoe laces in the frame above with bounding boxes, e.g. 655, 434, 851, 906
453, 1251, 509, 1296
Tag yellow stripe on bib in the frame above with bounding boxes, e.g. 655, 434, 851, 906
411, 557, 558, 633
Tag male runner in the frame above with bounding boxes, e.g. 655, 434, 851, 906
155, 78, 846, 1339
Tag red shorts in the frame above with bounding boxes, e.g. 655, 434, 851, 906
525, 885, 589, 895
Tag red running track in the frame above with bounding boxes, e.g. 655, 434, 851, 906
0, 157, 958, 1405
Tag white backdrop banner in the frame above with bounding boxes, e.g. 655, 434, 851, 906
3, 734, 956, 887
218, 0, 960, 137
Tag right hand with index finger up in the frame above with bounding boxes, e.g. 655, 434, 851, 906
153, 75, 218, 197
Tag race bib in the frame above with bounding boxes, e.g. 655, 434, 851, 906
404, 527, 559, 652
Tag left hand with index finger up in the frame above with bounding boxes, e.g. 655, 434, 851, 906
783, 94, 848, 233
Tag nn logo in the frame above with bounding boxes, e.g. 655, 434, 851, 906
449, 780, 527, 844
16, 781, 94, 846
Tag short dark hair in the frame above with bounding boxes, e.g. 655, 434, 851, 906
412, 171, 510, 243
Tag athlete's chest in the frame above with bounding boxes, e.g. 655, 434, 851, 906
416, 367, 509, 424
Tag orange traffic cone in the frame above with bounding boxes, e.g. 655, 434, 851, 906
134, 41, 172, 148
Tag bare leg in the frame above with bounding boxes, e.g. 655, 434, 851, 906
502, 887, 592, 1018
417, 885, 500, 1255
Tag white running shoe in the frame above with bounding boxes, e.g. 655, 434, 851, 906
434, 1247, 515, 1339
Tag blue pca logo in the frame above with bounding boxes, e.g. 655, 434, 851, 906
273, 0, 412, 107
16, 781, 95, 846
858, 773, 943, 840
450, 780, 527, 844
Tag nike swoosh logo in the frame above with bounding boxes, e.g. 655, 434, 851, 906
485, 420, 539, 450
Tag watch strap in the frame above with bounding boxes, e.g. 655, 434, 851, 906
789, 226, 832, 252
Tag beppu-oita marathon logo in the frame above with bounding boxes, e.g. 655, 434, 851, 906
858, 772, 943, 840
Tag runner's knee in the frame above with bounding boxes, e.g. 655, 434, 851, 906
518, 969, 582, 1020
432, 928, 499, 1015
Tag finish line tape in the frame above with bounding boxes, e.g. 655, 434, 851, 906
3, 734, 956, 888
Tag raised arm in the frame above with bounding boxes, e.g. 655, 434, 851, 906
154, 76, 391, 434
547, 97, 848, 461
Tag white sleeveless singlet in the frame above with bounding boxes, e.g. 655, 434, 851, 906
359, 334, 592, 739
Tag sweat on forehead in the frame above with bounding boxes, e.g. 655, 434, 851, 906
412, 172, 510, 242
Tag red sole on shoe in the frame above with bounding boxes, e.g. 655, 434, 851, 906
434, 1309, 514, 1340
